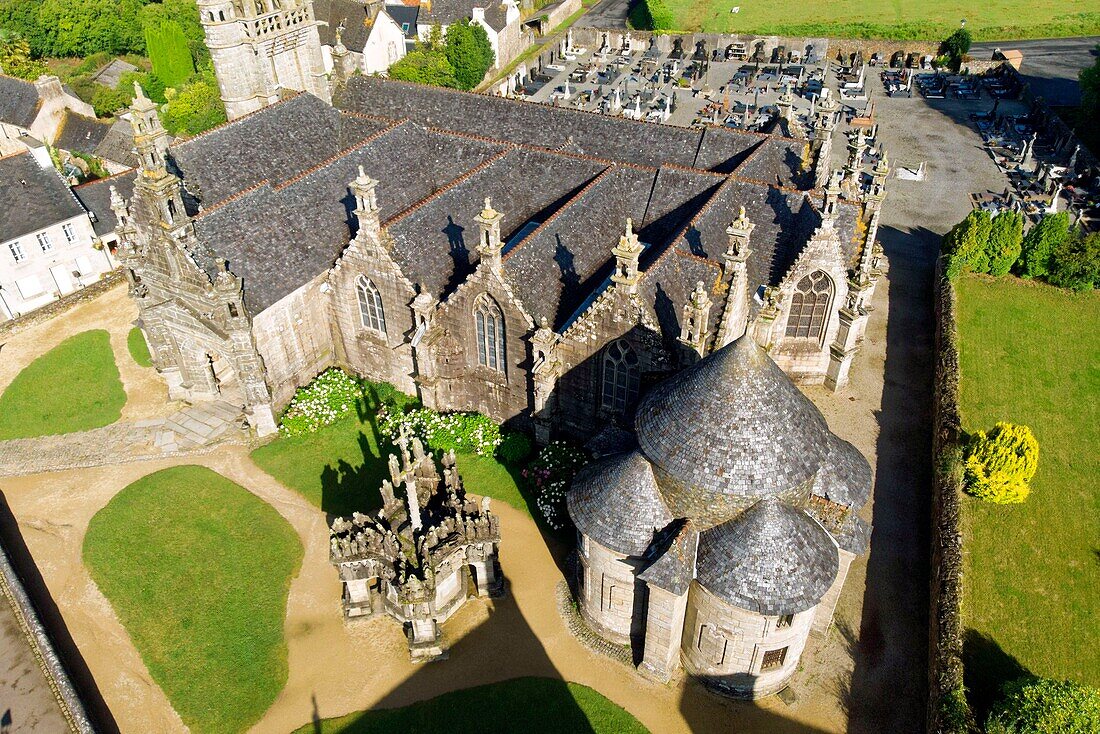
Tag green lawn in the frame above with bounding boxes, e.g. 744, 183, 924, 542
0, 329, 126, 439
83, 466, 303, 734
956, 276, 1099, 712
658, 0, 1099, 40
126, 327, 153, 367
293, 677, 649, 734
251, 413, 531, 520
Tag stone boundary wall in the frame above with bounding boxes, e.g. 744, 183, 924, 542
542, 0, 581, 31
0, 270, 124, 338
927, 260, 973, 734
0, 501, 97, 733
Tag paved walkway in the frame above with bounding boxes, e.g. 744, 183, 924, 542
0, 402, 250, 478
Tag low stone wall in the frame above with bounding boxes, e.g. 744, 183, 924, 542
0, 497, 99, 732
927, 260, 973, 734
0, 270, 124, 337
541, 0, 581, 31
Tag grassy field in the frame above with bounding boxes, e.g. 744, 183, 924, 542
658, 0, 1100, 40
251, 413, 530, 520
0, 329, 126, 439
83, 466, 303, 734
956, 276, 1099, 712
126, 327, 153, 367
293, 677, 649, 734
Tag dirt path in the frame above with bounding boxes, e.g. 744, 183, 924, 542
0, 283, 170, 422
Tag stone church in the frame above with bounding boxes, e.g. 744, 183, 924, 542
567, 334, 871, 697
111, 11, 888, 439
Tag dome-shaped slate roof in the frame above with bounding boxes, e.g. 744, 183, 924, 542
813, 434, 874, 508
567, 450, 673, 556
695, 498, 839, 615
634, 335, 855, 526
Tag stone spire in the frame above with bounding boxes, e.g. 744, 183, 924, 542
475, 197, 503, 274
842, 127, 867, 189
678, 280, 712, 358
776, 83, 794, 122
611, 217, 643, 294
810, 88, 839, 188
716, 207, 754, 347
130, 83, 170, 177
109, 185, 130, 229
349, 165, 380, 241
821, 169, 842, 225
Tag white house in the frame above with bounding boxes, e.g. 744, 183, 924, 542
416, 0, 525, 71
0, 150, 122, 320
314, 0, 419, 75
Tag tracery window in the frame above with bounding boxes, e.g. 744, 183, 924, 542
601, 339, 639, 414
356, 275, 386, 335
474, 295, 505, 371
784, 270, 833, 342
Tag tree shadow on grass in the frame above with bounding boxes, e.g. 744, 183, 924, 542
962, 629, 1030, 725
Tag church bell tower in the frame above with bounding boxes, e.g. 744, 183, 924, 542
198, 0, 331, 120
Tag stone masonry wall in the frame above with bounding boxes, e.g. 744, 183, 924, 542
681, 581, 815, 698
576, 536, 638, 644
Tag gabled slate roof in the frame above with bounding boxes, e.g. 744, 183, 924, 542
54, 112, 113, 157
638, 521, 698, 595
338, 76, 778, 173
695, 498, 838, 615
418, 0, 507, 29
567, 450, 673, 556
388, 145, 604, 299
736, 138, 813, 189
94, 120, 138, 167
0, 152, 87, 243
172, 94, 390, 206
0, 75, 40, 129
192, 122, 503, 312
74, 170, 136, 236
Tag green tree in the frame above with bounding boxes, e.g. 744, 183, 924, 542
443, 19, 494, 90
140, 0, 209, 67
119, 69, 167, 104
1047, 229, 1100, 291
941, 28, 972, 63
985, 210, 1024, 276
1019, 211, 1070, 278
942, 209, 991, 277
988, 678, 1100, 733
0, 30, 48, 79
145, 19, 195, 89
33, 0, 145, 56
388, 49, 457, 87
963, 422, 1039, 504
161, 67, 226, 136
91, 85, 128, 116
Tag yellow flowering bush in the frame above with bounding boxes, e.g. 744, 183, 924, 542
963, 422, 1039, 504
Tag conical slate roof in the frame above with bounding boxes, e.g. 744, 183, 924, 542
634, 335, 850, 526
695, 498, 839, 615
567, 451, 673, 556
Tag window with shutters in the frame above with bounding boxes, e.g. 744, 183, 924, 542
784, 270, 833, 342
474, 294, 505, 371
62, 223, 76, 243
8, 241, 26, 262
36, 232, 53, 252
356, 276, 387, 335
601, 339, 640, 414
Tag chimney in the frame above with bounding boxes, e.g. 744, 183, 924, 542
34, 75, 65, 101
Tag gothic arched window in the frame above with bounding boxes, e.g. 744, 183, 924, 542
785, 270, 833, 342
474, 295, 505, 371
356, 276, 386, 335
601, 339, 640, 414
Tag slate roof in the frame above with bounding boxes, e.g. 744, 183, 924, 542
386, 3, 420, 35
567, 450, 673, 556
0, 152, 87, 243
338, 76, 777, 173
94, 120, 138, 167
54, 112, 113, 157
638, 521, 698, 595
74, 170, 136, 237
314, 0, 374, 49
634, 335, 867, 526
192, 122, 502, 312
418, 0, 507, 29
388, 145, 603, 300
171, 94, 390, 207
0, 75, 40, 129
736, 138, 813, 189
695, 498, 838, 615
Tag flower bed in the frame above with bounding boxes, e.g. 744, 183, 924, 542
279, 369, 363, 437
377, 405, 501, 457
522, 441, 589, 531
